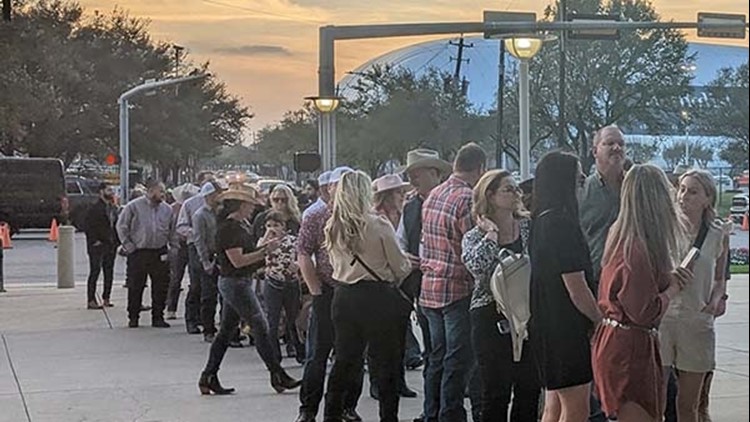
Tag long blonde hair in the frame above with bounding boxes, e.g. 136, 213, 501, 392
603, 164, 689, 275
324, 171, 373, 255
271, 184, 301, 224
472, 169, 529, 221
678, 170, 717, 223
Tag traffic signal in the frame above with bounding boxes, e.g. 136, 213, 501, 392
105, 153, 120, 166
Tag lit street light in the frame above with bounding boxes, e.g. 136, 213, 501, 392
305, 95, 343, 171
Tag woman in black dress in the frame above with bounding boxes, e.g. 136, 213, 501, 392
198, 185, 301, 395
528, 151, 602, 421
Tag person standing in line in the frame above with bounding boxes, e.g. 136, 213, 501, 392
192, 181, 226, 343
301, 178, 321, 211
295, 166, 364, 422
528, 151, 601, 422
578, 125, 626, 422
592, 164, 693, 422
166, 186, 198, 319
420, 142, 486, 422
303, 171, 332, 220
252, 184, 301, 240
198, 185, 301, 395
370, 173, 418, 400
116, 180, 175, 328
322, 170, 413, 422
462, 170, 541, 422
660, 170, 730, 422
84, 183, 119, 309
396, 149, 451, 422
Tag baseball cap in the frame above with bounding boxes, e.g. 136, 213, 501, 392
200, 181, 223, 197
329, 166, 354, 184
318, 171, 332, 186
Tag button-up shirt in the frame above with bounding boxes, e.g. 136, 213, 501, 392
419, 175, 474, 309
579, 170, 621, 284
116, 196, 174, 253
302, 197, 325, 220
176, 194, 205, 244
193, 204, 219, 268
296, 202, 335, 286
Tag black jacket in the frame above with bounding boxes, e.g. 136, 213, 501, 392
84, 198, 117, 247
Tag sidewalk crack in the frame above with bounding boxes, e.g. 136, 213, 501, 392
2, 334, 32, 422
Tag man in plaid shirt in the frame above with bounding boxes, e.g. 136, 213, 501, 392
420, 143, 487, 422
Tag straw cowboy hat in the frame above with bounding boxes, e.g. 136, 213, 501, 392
217, 183, 263, 205
400, 148, 452, 175
372, 174, 411, 194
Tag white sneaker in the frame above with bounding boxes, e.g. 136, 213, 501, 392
165, 311, 177, 320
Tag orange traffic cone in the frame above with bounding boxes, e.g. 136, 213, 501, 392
48, 218, 59, 242
0, 223, 12, 249
742, 213, 749, 232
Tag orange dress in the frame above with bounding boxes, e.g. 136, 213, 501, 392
592, 244, 671, 418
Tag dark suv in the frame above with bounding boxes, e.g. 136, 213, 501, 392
65, 176, 102, 230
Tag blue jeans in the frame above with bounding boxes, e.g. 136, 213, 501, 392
423, 296, 474, 422
185, 245, 202, 328
203, 276, 282, 375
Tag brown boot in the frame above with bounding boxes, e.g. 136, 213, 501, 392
698, 371, 713, 422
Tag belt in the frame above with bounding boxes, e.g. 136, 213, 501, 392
602, 318, 658, 336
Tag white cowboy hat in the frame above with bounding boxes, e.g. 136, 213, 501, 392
372, 174, 411, 194
217, 184, 263, 205
400, 148, 452, 175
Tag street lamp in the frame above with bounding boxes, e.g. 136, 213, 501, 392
504, 34, 554, 180
305, 95, 343, 171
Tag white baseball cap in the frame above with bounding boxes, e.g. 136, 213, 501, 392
200, 181, 222, 197
329, 166, 354, 184
318, 171, 332, 186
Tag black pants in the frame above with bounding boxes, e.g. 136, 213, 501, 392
200, 266, 220, 335
263, 278, 304, 361
126, 248, 169, 322
324, 281, 409, 422
185, 245, 202, 328
86, 244, 116, 303
166, 242, 189, 312
470, 305, 540, 422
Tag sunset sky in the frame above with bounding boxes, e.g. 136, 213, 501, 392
77, 1, 749, 138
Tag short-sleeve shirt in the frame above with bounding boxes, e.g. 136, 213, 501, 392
529, 210, 595, 389
296, 203, 335, 286
579, 171, 620, 285
216, 218, 262, 278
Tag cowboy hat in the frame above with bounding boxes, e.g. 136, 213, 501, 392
217, 184, 262, 205
372, 174, 411, 194
400, 148, 452, 175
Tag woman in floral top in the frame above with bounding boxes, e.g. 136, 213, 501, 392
260, 210, 305, 362
461, 169, 541, 422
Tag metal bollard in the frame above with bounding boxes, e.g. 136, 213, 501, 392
57, 225, 75, 289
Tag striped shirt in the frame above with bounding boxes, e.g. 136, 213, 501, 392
419, 175, 474, 309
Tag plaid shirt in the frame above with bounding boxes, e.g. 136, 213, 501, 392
419, 175, 474, 309
296, 203, 335, 286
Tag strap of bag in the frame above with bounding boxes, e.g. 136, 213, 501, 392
350, 254, 386, 283
693, 219, 710, 249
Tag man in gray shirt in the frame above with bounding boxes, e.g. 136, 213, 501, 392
192, 181, 224, 342
117, 180, 175, 328
578, 125, 625, 422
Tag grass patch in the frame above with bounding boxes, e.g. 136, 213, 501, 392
731, 264, 749, 274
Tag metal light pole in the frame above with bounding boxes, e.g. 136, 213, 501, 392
518, 58, 531, 180
306, 96, 341, 171
118, 73, 208, 204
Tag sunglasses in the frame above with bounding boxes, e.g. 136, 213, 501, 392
270, 197, 288, 203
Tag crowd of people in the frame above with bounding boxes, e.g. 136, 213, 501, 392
81, 125, 732, 422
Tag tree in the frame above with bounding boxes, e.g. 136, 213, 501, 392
627, 139, 660, 164
523, 0, 693, 173
690, 141, 714, 168
662, 142, 686, 170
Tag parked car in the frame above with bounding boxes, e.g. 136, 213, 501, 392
65, 176, 102, 230
0, 157, 68, 234
730, 194, 749, 220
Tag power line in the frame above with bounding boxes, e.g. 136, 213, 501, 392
201, 0, 324, 24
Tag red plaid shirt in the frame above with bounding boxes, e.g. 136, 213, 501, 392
419, 175, 474, 309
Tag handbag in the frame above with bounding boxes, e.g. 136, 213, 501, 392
489, 248, 532, 362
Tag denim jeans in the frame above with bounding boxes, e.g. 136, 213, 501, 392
200, 266, 219, 335
185, 245, 203, 328
263, 277, 304, 361
86, 243, 116, 303
422, 296, 474, 422
166, 242, 189, 312
203, 276, 282, 375
404, 320, 423, 366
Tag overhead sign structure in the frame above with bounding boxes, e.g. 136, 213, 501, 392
568, 13, 621, 40
697, 12, 746, 39
483, 11, 536, 39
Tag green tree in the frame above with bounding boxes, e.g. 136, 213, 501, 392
662, 142, 686, 170
690, 141, 714, 168
627, 139, 660, 164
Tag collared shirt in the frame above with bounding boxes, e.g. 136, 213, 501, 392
296, 202, 335, 286
193, 204, 219, 268
302, 197, 325, 220
176, 194, 206, 244
116, 196, 174, 253
419, 175, 474, 309
579, 170, 621, 284
330, 213, 412, 285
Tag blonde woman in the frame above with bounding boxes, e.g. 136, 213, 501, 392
661, 169, 729, 422
252, 183, 302, 238
461, 169, 541, 421
322, 171, 413, 422
592, 164, 693, 422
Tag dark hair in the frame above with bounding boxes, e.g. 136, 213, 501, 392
217, 199, 243, 221
98, 182, 109, 192
145, 179, 163, 191
305, 179, 319, 191
265, 210, 287, 225
532, 151, 580, 220
454, 142, 487, 173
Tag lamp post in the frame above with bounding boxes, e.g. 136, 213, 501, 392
681, 109, 691, 166
305, 96, 342, 171
504, 36, 547, 180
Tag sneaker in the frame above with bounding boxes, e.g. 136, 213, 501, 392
203, 333, 216, 343
152, 320, 170, 328
186, 324, 201, 335
87, 301, 103, 310
101, 299, 114, 308
165, 311, 177, 320
128, 319, 139, 328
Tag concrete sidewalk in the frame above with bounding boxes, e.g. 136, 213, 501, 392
1, 277, 748, 422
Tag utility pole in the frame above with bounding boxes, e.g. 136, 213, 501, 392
558, 0, 567, 148
496, 40, 506, 169
449, 36, 473, 81
2, 0, 10, 21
